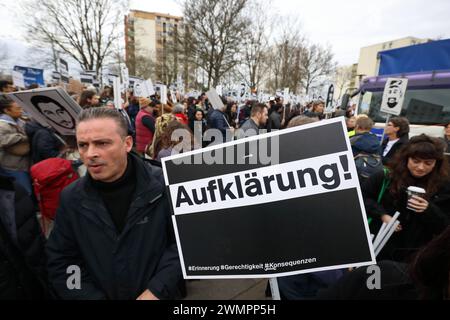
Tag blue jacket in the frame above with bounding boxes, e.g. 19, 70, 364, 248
207, 109, 229, 142
350, 132, 381, 156
46, 155, 182, 300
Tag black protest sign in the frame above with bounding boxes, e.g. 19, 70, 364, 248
59, 58, 70, 84
162, 118, 375, 279
8, 87, 82, 136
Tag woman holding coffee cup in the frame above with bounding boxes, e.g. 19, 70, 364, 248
362, 134, 450, 261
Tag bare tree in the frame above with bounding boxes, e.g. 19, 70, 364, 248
300, 43, 336, 95
180, 0, 250, 88
238, 0, 272, 91
333, 65, 353, 100
20, 0, 126, 75
264, 16, 306, 93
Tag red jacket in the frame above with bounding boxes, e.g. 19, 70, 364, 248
135, 109, 155, 153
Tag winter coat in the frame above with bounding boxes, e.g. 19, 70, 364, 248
381, 135, 409, 165
46, 154, 182, 300
0, 168, 48, 299
207, 109, 229, 142
135, 109, 155, 153
362, 170, 450, 261
350, 132, 381, 156
25, 121, 63, 165
0, 116, 30, 171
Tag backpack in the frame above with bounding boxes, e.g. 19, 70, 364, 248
30, 158, 79, 221
354, 153, 384, 182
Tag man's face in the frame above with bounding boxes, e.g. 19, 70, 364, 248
76, 118, 133, 183
445, 124, 450, 137
89, 95, 100, 106
38, 102, 75, 129
384, 121, 399, 136
3, 84, 16, 93
258, 108, 269, 126
5, 102, 23, 119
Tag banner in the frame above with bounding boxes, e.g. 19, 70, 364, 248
380, 78, 408, 116
59, 58, 70, 84
206, 88, 224, 110
12, 70, 25, 89
13, 66, 45, 87
162, 118, 375, 279
7, 87, 82, 136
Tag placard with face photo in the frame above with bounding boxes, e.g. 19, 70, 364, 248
8, 87, 82, 136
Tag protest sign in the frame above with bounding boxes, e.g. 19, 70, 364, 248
162, 118, 375, 279
380, 78, 408, 116
206, 88, 225, 110
80, 73, 94, 85
12, 70, 25, 89
8, 87, 82, 136
59, 58, 70, 84
13, 66, 45, 87
160, 84, 168, 105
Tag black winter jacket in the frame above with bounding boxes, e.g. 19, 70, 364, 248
362, 170, 450, 261
25, 121, 63, 164
0, 168, 48, 299
46, 154, 182, 300
381, 135, 409, 165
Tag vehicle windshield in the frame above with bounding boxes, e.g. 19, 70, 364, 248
358, 88, 450, 125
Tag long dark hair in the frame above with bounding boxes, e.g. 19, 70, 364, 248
389, 134, 448, 198
409, 226, 450, 300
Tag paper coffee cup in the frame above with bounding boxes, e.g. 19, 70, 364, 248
406, 186, 426, 211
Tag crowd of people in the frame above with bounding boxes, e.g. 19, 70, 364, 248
0, 78, 449, 300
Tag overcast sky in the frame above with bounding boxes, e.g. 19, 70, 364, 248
1, 0, 450, 67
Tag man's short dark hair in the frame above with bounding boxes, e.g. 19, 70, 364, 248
79, 90, 97, 108
0, 95, 14, 114
390, 117, 410, 138
251, 103, 267, 117
77, 107, 129, 138
0, 80, 13, 92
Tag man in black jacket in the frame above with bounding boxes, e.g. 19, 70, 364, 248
46, 107, 182, 300
25, 120, 65, 164
0, 166, 48, 299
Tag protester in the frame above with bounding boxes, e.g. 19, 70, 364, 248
238, 103, 269, 137
46, 107, 183, 300
0, 166, 48, 299
154, 120, 193, 162
207, 97, 232, 143
146, 113, 176, 159
316, 226, 450, 300
79, 90, 100, 109
189, 108, 207, 139
225, 102, 238, 129
443, 122, 450, 152
381, 117, 410, 165
304, 100, 325, 120
173, 103, 188, 125
135, 98, 156, 155
268, 103, 283, 131
350, 117, 383, 183
25, 120, 65, 164
362, 134, 450, 261
0, 96, 32, 195
0, 80, 16, 93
